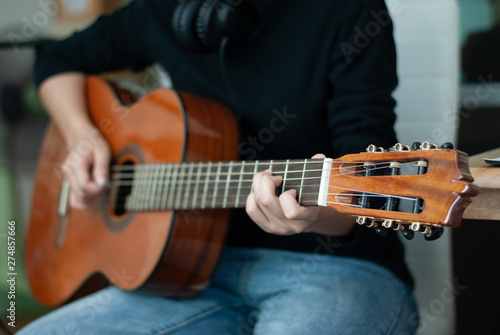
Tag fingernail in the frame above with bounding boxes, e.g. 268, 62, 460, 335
96, 176, 107, 188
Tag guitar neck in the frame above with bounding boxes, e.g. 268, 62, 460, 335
113, 159, 332, 212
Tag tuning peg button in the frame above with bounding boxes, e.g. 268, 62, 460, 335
440, 142, 454, 149
375, 226, 388, 238
401, 228, 415, 240
421, 141, 438, 150
423, 227, 445, 241
411, 142, 422, 150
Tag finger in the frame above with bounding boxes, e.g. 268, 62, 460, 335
312, 153, 326, 159
279, 189, 318, 221
69, 191, 88, 210
92, 142, 111, 188
247, 193, 294, 235
74, 155, 101, 195
252, 170, 282, 210
246, 192, 272, 228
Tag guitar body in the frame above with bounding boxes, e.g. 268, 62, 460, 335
25, 77, 238, 306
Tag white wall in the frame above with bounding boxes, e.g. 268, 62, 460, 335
388, 1, 460, 334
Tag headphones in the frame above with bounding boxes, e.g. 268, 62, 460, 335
172, 0, 262, 53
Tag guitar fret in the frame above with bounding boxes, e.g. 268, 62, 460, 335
136, 165, 147, 211
211, 162, 222, 208
192, 163, 203, 209
149, 164, 160, 210
144, 164, 152, 210
298, 159, 307, 203
201, 162, 212, 209
145, 165, 152, 210
281, 159, 290, 194
160, 164, 172, 210
174, 164, 186, 209
167, 164, 179, 210
251, 160, 259, 193
235, 161, 245, 207
141, 165, 149, 210
128, 165, 139, 211
154, 164, 166, 210
183, 163, 194, 209
223, 161, 233, 208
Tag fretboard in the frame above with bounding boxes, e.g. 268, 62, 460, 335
111, 159, 332, 212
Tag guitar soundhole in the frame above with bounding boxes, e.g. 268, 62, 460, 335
101, 143, 144, 233
112, 160, 134, 216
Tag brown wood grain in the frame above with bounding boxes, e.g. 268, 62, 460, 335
463, 148, 500, 220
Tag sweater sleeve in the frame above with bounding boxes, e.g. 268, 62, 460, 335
33, 0, 158, 87
327, 0, 398, 156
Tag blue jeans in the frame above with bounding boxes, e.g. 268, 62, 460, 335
18, 248, 418, 334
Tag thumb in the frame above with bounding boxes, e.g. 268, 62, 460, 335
311, 153, 326, 159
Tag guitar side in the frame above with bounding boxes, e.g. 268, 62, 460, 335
25, 77, 238, 306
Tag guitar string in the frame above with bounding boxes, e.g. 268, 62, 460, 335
112, 192, 417, 205
113, 188, 420, 209
108, 160, 423, 185
110, 158, 427, 171
116, 198, 414, 211
110, 159, 421, 173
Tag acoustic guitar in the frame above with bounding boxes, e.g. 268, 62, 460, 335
25, 76, 479, 307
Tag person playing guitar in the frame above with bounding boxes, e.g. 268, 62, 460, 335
18, 0, 448, 334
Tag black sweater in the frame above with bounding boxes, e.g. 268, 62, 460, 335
34, 0, 413, 287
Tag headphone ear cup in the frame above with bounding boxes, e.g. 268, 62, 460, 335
172, 0, 207, 52
195, 0, 226, 52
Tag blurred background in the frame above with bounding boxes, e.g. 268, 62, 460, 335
0, 0, 498, 334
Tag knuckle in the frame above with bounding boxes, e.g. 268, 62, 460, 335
284, 207, 299, 220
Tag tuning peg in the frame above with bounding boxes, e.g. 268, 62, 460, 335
411, 141, 422, 150
410, 222, 426, 232
393, 143, 411, 151
374, 226, 388, 238
366, 144, 385, 153
357, 216, 368, 225
423, 227, 445, 241
367, 220, 378, 228
382, 219, 394, 229
400, 227, 415, 240
440, 142, 454, 149
421, 142, 438, 150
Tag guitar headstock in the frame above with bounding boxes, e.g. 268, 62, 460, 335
326, 142, 479, 241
